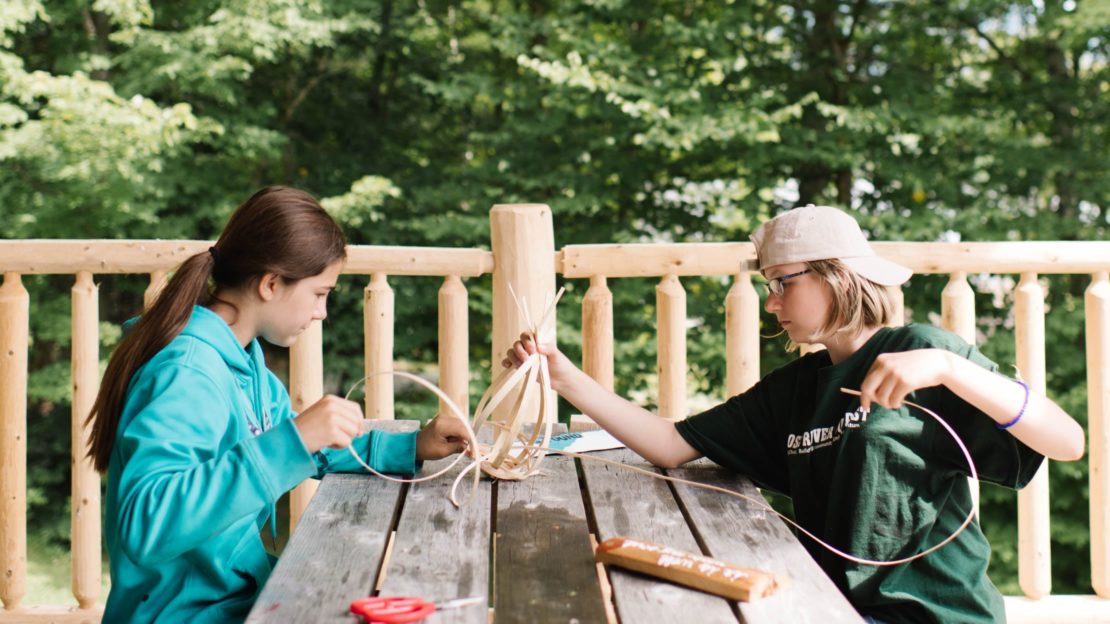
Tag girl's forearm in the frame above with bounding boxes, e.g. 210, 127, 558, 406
942, 354, 1085, 461
554, 366, 701, 468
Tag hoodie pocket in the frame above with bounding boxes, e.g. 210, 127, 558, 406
211, 529, 272, 618
229, 529, 272, 591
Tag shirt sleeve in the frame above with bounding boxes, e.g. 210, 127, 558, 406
675, 375, 790, 494
925, 340, 1045, 489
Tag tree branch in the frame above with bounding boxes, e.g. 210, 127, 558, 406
282, 55, 331, 125
959, 16, 1034, 83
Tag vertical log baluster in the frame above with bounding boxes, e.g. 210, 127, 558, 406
438, 276, 469, 420
1015, 272, 1051, 599
726, 272, 759, 397
144, 270, 168, 310
941, 271, 976, 343
1086, 272, 1110, 599
0, 272, 28, 610
574, 275, 615, 431
887, 284, 906, 327
582, 275, 614, 391
365, 273, 395, 420
71, 272, 101, 607
941, 271, 980, 515
288, 319, 324, 531
656, 274, 686, 421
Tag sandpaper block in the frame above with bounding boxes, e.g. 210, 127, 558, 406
595, 536, 786, 601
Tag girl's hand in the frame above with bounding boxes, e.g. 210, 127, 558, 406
416, 415, 471, 460
501, 332, 575, 391
293, 395, 364, 453
858, 349, 956, 413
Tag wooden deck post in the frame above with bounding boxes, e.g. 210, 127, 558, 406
490, 204, 556, 428
656, 275, 687, 421
886, 285, 906, 326
725, 271, 760, 397
438, 275, 469, 419
71, 272, 101, 607
1086, 272, 1110, 599
364, 273, 395, 420
144, 270, 168, 310
1015, 272, 1051, 599
941, 272, 976, 343
582, 275, 614, 392
942, 271, 980, 515
289, 320, 324, 531
0, 272, 28, 610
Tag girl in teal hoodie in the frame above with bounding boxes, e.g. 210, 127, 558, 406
86, 186, 470, 622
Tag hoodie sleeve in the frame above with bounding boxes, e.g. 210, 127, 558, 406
115, 361, 317, 566
316, 430, 419, 475
265, 370, 419, 476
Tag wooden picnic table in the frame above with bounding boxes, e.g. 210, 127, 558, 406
246, 422, 862, 623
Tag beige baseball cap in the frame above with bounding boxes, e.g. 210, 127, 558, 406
750, 204, 912, 286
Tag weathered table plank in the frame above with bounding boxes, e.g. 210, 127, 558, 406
580, 447, 738, 623
246, 473, 403, 622
668, 460, 863, 624
494, 447, 607, 623
246, 420, 418, 623
376, 452, 492, 624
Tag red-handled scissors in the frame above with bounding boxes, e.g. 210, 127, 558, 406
350, 595, 483, 623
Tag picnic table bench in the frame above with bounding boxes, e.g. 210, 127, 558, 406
246, 422, 862, 623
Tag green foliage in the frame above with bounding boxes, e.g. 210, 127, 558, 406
2, 0, 1108, 601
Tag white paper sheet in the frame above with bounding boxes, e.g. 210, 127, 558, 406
511, 427, 626, 456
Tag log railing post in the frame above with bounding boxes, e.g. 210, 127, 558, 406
887, 285, 906, 326
71, 272, 101, 608
1015, 272, 1051, 599
438, 275, 469, 420
725, 271, 760, 397
1086, 272, 1110, 599
364, 273, 395, 420
941, 272, 976, 343
288, 319, 324, 531
582, 275, 614, 391
0, 272, 28, 610
490, 205, 556, 428
942, 271, 980, 514
144, 270, 168, 310
656, 274, 687, 421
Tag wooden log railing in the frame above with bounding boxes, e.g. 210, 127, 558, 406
1, 209, 1109, 622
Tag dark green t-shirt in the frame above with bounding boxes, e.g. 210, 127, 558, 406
675, 324, 1043, 624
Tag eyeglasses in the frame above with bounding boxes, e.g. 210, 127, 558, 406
765, 269, 811, 296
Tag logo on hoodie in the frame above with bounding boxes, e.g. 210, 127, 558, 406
246, 411, 271, 437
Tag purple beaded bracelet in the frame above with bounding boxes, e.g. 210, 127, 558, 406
997, 379, 1029, 430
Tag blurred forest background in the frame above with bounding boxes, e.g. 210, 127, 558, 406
1, 0, 1108, 604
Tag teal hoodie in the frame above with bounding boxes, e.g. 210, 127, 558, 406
103, 305, 418, 622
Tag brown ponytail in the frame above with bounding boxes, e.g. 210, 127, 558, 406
86, 186, 347, 472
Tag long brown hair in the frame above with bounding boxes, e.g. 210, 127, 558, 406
86, 186, 347, 472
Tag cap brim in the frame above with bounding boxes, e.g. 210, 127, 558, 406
841, 256, 913, 286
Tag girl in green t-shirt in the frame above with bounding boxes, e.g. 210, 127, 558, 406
503, 204, 1083, 623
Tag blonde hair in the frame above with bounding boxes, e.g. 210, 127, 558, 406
783, 258, 897, 352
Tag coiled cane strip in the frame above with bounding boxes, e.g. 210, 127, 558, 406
343, 286, 564, 506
